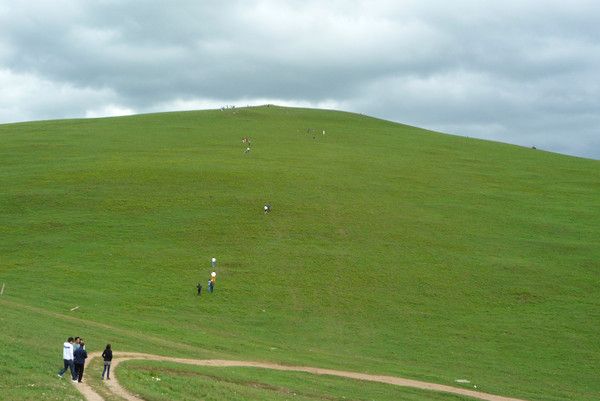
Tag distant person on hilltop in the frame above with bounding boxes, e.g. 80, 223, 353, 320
264, 204, 272, 214
196, 282, 202, 296
57, 337, 76, 381
101, 344, 113, 380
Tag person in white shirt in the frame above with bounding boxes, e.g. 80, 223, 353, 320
58, 337, 76, 381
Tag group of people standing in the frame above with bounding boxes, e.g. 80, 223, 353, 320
242, 136, 252, 153
58, 337, 87, 383
197, 271, 217, 295
58, 337, 113, 382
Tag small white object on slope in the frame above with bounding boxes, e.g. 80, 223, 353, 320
70, 306, 80, 311
455, 379, 470, 383
0, 282, 5, 295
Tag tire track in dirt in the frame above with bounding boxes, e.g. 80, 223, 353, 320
74, 352, 529, 401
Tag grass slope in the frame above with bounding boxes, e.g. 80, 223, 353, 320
1, 105, 599, 401
116, 360, 472, 401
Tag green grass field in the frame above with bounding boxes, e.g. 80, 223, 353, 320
115, 359, 472, 401
1, 105, 599, 400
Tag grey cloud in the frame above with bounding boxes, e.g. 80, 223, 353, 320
1, 1, 599, 158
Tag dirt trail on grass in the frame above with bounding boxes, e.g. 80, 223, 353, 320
73, 352, 528, 401
0, 298, 210, 356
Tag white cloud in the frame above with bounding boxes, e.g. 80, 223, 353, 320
0, 68, 118, 122
85, 104, 135, 118
151, 97, 343, 113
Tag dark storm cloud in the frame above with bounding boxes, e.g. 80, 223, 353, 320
1, 1, 600, 158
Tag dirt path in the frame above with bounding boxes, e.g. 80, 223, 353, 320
73, 352, 528, 401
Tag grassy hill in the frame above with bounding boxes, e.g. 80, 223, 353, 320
1, 105, 599, 401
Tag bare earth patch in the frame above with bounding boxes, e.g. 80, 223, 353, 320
73, 352, 529, 401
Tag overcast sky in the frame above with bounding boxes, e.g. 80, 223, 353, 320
1, 1, 600, 159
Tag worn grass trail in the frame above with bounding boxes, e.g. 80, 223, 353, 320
75, 352, 528, 401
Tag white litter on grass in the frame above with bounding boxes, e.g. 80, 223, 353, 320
455, 379, 470, 383
70, 306, 80, 311
0, 283, 5, 295
151, 377, 161, 381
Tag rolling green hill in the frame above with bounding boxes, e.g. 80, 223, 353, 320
1, 105, 599, 401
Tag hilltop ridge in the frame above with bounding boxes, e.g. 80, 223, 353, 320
1, 105, 599, 401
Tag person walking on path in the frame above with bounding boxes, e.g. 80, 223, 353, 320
196, 282, 202, 296
58, 337, 76, 381
101, 344, 113, 380
74, 341, 88, 383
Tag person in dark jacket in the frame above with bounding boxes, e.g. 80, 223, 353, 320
73, 341, 88, 383
101, 344, 113, 380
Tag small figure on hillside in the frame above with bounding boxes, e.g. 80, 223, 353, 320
74, 341, 88, 383
264, 204, 272, 214
196, 283, 202, 296
211, 257, 217, 268
208, 271, 216, 293
101, 344, 113, 380
58, 337, 76, 381
73, 337, 81, 351
245, 146, 251, 154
